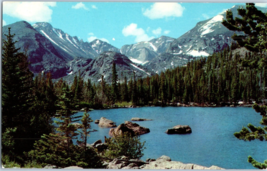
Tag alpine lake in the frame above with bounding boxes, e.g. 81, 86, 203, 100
71, 107, 267, 169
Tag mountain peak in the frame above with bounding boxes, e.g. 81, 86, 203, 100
33, 22, 53, 29
7, 20, 33, 29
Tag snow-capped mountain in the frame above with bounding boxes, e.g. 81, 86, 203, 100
166, 5, 267, 57
120, 36, 175, 65
33, 22, 119, 59
166, 15, 233, 57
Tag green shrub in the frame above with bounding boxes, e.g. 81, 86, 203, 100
104, 133, 146, 160
115, 101, 133, 107
2, 154, 20, 168
27, 133, 104, 168
23, 160, 44, 168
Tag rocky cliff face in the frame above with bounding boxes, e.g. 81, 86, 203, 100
33, 22, 119, 59
120, 36, 175, 64
61, 51, 153, 84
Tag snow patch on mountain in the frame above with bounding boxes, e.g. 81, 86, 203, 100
149, 42, 157, 51
40, 30, 60, 47
66, 34, 79, 49
187, 50, 209, 57
130, 63, 150, 75
200, 15, 224, 36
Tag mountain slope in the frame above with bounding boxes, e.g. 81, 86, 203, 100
33, 22, 119, 59
2, 21, 69, 78
166, 5, 267, 57
61, 51, 153, 84
120, 36, 175, 64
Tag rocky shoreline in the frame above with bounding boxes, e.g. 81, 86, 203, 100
43, 155, 224, 169
84, 103, 255, 111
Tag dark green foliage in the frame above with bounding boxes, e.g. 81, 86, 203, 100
27, 133, 103, 168
104, 133, 146, 160
2, 28, 51, 163
111, 63, 118, 103
55, 86, 81, 156
222, 3, 267, 52
77, 112, 93, 151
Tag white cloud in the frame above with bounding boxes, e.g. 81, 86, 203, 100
112, 38, 115, 41
202, 14, 210, 19
92, 5, 97, 9
87, 34, 109, 43
255, 3, 267, 7
122, 23, 154, 42
3, 2, 56, 22
164, 30, 170, 34
72, 2, 89, 10
3, 20, 6, 26
152, 27, 162, 35
143, 3, 185, 19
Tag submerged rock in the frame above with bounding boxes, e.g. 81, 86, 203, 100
98, 117, 116, 127
166, 125, 192, 134
131, 118, 152, 121
109, 121, 150, 137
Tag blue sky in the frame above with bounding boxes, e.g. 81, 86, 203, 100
2, 2, 267, 48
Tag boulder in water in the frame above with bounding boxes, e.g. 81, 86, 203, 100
166, 125, 192, 134
98, 117, 116, 127
109, 121, 150, 137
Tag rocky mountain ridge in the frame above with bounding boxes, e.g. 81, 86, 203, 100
4, 4, 267, 83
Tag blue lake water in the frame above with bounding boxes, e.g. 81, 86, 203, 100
72, 107, 267, 169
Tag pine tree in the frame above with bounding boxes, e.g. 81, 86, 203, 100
2, 28, 36, 160
77, 112, 93, 152
222, 3, 267, 52
55, 86, 81, 156
111, 63, 118, 103
222, 3, 267, 168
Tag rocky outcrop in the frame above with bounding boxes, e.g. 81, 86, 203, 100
109, 121, 150, 137
64, 166, 83, 169
71, 123, 82, 129
98, 117, 116, 128
143, 155, 223, 169
106, 156, 148, 169
166, 125, 192, 134
95, 119, 100, 124
105, 155, 223, 169
131, 118, 152, 121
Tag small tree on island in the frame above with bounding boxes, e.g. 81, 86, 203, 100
222, 3, 267, 169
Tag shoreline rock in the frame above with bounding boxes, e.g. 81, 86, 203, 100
105, 155, 224, 169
